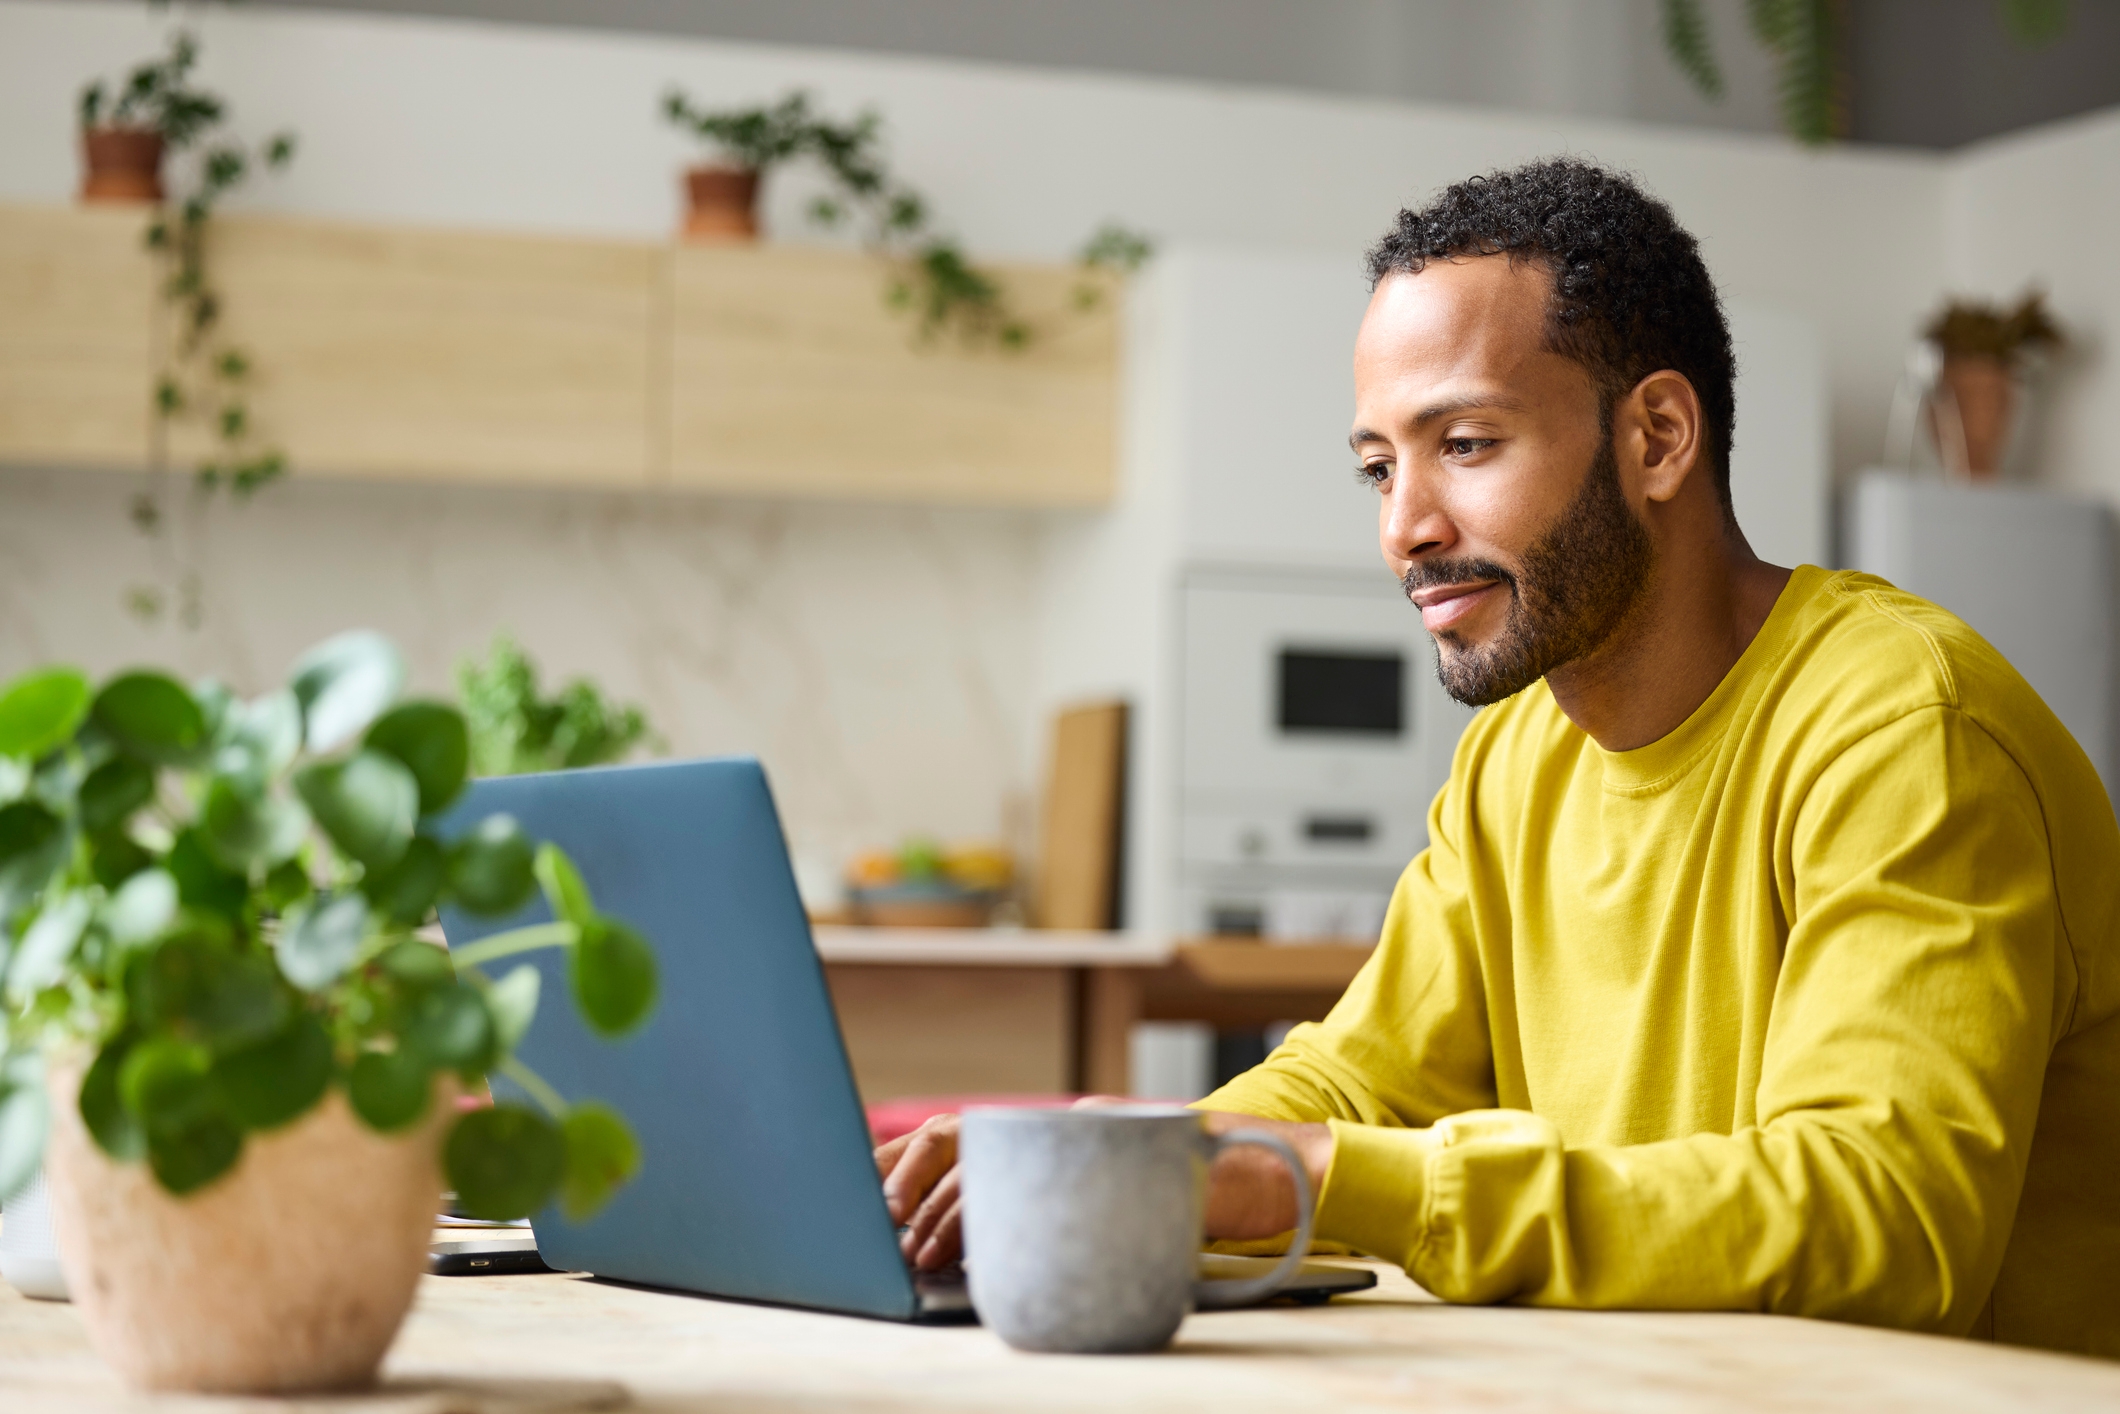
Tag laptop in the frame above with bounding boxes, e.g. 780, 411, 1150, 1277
434, 757, 1375, 1321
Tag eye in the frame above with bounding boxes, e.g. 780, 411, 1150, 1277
1354, 461, 1392, 489
1443, 437, 1496, 459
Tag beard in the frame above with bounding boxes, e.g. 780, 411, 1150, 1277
1402, 438, 1655, 707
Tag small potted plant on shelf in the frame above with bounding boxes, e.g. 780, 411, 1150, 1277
662, 87, 1152, 349
0, 630, 657, 1393
1922, 291, 2067, 481
76, 31, 225, 204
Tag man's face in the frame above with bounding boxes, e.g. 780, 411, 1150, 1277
1351, 257, 1653, 706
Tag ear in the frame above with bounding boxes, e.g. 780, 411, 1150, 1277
1618, 370, 1706, 505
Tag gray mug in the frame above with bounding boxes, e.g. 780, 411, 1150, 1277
959, 1105, 1317, 1353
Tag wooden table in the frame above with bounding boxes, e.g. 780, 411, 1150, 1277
813, 929, 1374, 1100
10, 1259, 2118, 1412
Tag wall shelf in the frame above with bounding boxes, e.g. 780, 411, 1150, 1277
0, 204, 1120, 508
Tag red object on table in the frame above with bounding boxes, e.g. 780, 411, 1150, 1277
865, 1094, 1079, 1144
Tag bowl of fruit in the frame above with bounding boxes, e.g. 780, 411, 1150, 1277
845, 840, 1015, 928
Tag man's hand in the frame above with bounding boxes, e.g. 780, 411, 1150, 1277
875, 1113, 963, 1271
873, 1105, 1335, 1269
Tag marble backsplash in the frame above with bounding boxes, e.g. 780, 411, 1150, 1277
0, 465, 1047, 886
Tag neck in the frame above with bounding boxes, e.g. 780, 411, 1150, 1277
1543, 511, 1792, 753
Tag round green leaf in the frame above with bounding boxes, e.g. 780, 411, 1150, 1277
275, 891, 372, 991
119, 1036, 217, 1133
405, 984, 493, 1073
483, 963, 541, 1056
212, 688, 301, 783
295, 750, 417, 870
0, 668, 91, 761
558, 1102, 641, 1221
363, 834, 446, 926
290, 631, 405, 752
446, 814, 536, 916
533, 844, 594, 927
145, 1115, 243, 1195
0, 802, 68, 929
90, 831, 153, 891
105, 868, 178, 947
365, 702, 469, 817
166, 828, 247, 920
0, 1074, 51, 1201
347, 1047, 432, 1131
79, 1040, 146, 1162
7, 893, 92, 1002
570, 917, 657, 1037
213, 1014, 334, 1131
201, 777, 309, 872
131, 931, 288, 1053
78, 756, 156, 835
378, 936, 455, 991
92, 671, 206, 764
444, 1104, 564, 1221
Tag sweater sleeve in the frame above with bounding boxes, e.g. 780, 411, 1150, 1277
1307, 707, 2061, 1334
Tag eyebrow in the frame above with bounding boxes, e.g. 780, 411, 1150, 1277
1347, 393, 1531, 450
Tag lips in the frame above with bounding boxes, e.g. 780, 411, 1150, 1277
1409, 580, 1501, 633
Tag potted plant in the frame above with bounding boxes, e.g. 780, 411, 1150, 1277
0, 629, 657, 1392
456, 633, 656, 777
1923, 292, 2066, 480
76, 32, 225, 205
662, 88, 1152, 349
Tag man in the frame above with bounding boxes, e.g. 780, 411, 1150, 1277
877, 159, 2120, 1357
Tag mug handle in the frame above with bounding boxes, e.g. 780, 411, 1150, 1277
1191, 1129, 1317, 1311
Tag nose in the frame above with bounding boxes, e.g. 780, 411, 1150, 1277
1380, 464, 1454, 566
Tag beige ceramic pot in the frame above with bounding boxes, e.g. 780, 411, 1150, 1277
79, 127, 166, 204
43, 1064, 451, 1393
1933, 353, 2018, 480
683, 164, 761, 241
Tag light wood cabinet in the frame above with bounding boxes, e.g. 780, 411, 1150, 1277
0, 206, 156, 468
665, 244, 1118, 505
180, 216, 659, 487
0, 204, 1120, 507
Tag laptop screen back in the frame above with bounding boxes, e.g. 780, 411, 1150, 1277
435, 757, 917, 1319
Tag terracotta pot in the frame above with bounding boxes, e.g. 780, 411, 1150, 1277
79, 127, 166, 204
684, 164, 761, 242
43, 1064, 452, 1393
1933, 353, 2018, 481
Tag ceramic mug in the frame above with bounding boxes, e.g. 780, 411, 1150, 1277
959, 1105, 1316, 1353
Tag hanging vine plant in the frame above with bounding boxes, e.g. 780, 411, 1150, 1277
78, 24, 296, 628
662, 88, 1151, 350
1658, 0, 2071, 146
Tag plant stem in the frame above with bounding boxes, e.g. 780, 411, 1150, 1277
453, 921, 578, 970
499, 1056, 569, 1121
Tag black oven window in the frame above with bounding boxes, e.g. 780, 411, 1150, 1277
1277, 648, 1405, 736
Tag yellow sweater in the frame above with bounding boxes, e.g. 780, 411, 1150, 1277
1204, 567, 2120, 1356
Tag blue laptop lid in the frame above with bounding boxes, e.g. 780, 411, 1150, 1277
434, 757, 917, 1320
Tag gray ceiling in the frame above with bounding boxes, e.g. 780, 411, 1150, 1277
255, 0, 2120, 150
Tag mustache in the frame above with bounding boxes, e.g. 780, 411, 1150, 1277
1400, 558, 1519, 600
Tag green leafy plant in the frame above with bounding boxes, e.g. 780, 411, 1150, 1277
663, 88, 1152, 348
1924, 291, 2066, 365
0, 631, 657, 1220
81, 29, 296, 537
1658, 0, 2071, 146
457, 635, 655, 779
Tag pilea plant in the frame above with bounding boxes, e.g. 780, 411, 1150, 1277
663, 88, 1152, 348
0, 631, 657, 1220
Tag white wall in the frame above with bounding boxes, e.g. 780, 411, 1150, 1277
1945, 108, 2120, 511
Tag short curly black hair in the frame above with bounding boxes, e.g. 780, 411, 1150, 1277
1367, 159, 1736, 509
